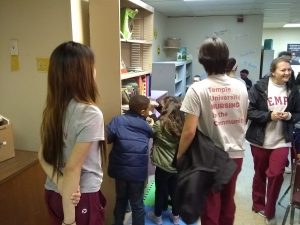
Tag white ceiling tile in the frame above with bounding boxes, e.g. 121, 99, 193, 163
142, 0, 300, 28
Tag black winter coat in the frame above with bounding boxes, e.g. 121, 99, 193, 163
246, 76, 300, 146
174, 130, 237, 224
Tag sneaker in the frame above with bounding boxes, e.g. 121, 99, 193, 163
265, 218, 277, 225
171, 214, 180, 225
125, 203, 131, 213
148, 211, 162, 225
257, 211, 266, 218
285, 166, 292, 174
252, 208, 266, 218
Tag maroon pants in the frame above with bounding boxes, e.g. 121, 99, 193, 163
45, 189, 106, 225
251, 145, 289, 220
200, 158, 243, 225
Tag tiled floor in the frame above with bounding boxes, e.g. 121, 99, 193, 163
234, 143, 293, 225
207, 143, 299, 225
126, 143, 299, 225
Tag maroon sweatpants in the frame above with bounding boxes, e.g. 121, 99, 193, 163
45, 189, 106, 225
200, 158, 243, 225
251, 145, 289, 220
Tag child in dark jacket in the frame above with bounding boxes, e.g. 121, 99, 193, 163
107, 94, 153, 225
148, 96, 185, 225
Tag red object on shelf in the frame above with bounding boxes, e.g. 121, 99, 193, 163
121, 68, 128, 74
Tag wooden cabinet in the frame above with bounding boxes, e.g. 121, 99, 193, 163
0, 150, 50, 225
151, 60, 192, 97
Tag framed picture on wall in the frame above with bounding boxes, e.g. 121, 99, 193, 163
287, 44, 300, 65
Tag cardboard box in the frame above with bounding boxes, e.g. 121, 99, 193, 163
0, 115, 15, 162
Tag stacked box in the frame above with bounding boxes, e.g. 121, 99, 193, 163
0, 115, 15, 162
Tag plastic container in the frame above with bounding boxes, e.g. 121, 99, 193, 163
264, 39, 273, 50
165, 38, 181, 48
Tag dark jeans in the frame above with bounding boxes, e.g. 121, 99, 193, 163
113, 179, 145, 225
154, 167, 179, 216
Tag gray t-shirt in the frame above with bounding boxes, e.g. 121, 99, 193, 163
45, 99, 104, 193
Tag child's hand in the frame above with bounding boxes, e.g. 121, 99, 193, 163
146, 117, 154, 126
71, 186, 81, 206
150, 100, 159, 112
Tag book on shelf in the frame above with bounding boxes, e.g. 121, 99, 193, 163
121, 79, 139, 105
121, 74, 151, 105
138, 75, 147, 96
120, 59, 128, 74
146, 75, 151, 96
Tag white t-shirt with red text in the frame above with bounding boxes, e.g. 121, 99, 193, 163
181, 74, 248, 158
263, 79, 291, 148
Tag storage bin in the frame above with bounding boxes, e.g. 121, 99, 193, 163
165, 38, 181, 48
264, 39, 273, 50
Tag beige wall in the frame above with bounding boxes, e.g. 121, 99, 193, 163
0, 0, 73, 151
0, 0, 117, 222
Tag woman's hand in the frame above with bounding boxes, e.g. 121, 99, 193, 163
58, 181, 81, 206
71, 186, 81, 206
279, 112, 291, 120
61, 221, 76, 225
271, 111, 282, 121
271, 111, 291, 121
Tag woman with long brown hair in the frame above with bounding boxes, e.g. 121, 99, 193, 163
39, 41, 106, 225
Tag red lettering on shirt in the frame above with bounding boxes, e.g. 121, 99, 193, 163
268, 96, 287, 106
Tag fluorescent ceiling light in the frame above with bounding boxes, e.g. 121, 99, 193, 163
283, 23, 300, 28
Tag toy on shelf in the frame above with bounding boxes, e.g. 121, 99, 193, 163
120, 8, 139, 40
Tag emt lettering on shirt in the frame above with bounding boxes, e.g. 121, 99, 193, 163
267, 96, 288, 106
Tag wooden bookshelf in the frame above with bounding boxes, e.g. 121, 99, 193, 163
121, 70, 152, 80
89, 1, 154, 223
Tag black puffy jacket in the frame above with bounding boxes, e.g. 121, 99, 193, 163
175, 130, 237, 224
